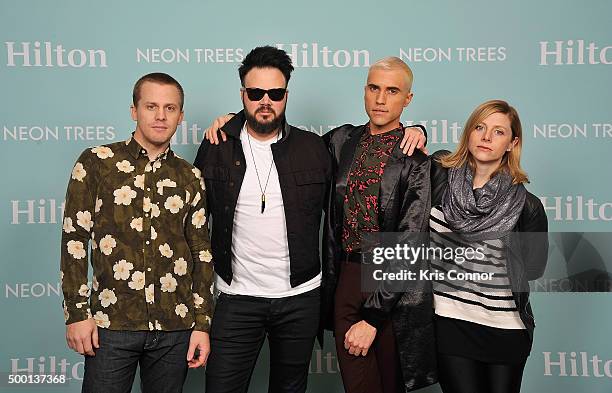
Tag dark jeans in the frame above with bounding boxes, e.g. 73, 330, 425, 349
205, 288, 320, 393
82, 328, 191, 393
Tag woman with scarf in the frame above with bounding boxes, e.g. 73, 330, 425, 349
429, 100, 548, 393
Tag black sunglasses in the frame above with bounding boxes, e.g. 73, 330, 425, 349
242, 87, 287, 102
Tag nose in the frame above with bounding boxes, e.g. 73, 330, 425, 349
156, 107, 166, 121
481, 128, 492, 142
375, 90, 386, 104
260, 92, 272, 105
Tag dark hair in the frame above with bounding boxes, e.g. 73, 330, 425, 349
239, 46, 294, 87
132, 72, 184, 110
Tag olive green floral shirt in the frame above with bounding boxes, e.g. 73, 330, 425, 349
60, 136, 214, 332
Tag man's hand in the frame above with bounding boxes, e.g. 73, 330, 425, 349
66, 318, 98, 356
187, 330, 210, 368
344, 320, 377, 357
204, 114, 234, 144
400, 126, 428, 156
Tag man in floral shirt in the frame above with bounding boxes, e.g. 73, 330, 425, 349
60, 73, 214, 393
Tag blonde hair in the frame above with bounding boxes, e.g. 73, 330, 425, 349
369, 57, 414, 91
438, 99, 529, 184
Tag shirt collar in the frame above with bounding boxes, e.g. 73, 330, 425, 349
125, 134, 173, 161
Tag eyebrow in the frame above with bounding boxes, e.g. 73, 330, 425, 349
367, 83, 401, 91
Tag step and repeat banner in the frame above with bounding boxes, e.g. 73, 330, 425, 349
1, 1, 611, 392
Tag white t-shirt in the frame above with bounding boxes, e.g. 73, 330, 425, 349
215, 123, 321, 297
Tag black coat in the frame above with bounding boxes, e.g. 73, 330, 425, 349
430, 150, 549, 342
322, 124, 438, 392
193, 110, 332, 288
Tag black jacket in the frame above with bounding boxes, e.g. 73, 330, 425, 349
430, 150, 549, 342
322, 124, 438, 392
193, 111, 332, 288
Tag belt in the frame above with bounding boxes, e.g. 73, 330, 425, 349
340, 250, 373, 264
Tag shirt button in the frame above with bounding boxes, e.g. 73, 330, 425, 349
147, 268, 151, 272
224, 228, 228, 233
224, 206, 229, 211
147, 188, 151, 191
235, 160, 241, 166
145, 213, 149, 217
146, 241, 150, 245
229, 181, 234, 187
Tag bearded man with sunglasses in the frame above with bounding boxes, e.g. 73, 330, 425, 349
193, 46, 331, 393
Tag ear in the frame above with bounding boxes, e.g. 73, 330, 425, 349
403, 92, 414, 108
130, 105, 137, 121
178, 110, 185, 123
507, 136, 519, 151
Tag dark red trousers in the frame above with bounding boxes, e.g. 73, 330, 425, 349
334, 261, 404, 393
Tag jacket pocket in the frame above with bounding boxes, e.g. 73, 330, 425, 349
293, 169, 326, 214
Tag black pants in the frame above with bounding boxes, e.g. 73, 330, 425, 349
205, 288, 320, 393
82, 329, 191, 393
438, 354, 526, 393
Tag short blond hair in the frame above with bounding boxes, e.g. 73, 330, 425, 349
369, 57, 414, 91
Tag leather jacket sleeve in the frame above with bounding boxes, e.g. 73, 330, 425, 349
361, 155, 432, 329
518, 193, 549, 280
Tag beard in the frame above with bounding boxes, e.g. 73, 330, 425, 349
244, 104, 286, 136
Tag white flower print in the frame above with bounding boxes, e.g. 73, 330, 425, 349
155, 320, 162, 330
200, 178, 206, 191
151, 226, 157, 240
149, 321, 154, 331
67, 240, 86, 259
86, 308, 92, 319
191, 192, 201, 207
113, 259, 134, 281
151, 203, 161, 218
134, 174, 145, 190
63, 303, 69, 322
143, 197, 152, 212
92, 275, 99, 291
98, 288, 117, 308
205, 315, 212, 325
160, 273, 178, 293
113, 185, 137, 205
193, 293, 204, 309
185, 190, 191, 205
60, 271, 64, 286
76, 210, 93, 232
130, 217, 143, 232
78, 284, 90, 297
156, 178, 177, 195
164, 195, 184, 214
192, 167, 202, 179
128, 271, 146, 290
145, 284, 154, 304
175, 304, 188, 318
91, 146, 114, 159
152, 161, 162, 172
95, 198, 103, 213
99, 235, 117, 256
116, 160, 135, 173
93, 311, 110, 328
173, 258, 188, 276
210, 283, 214, 295
63, 217, 76, 233
76, 301, 88, 309
159, 243, 173, 258
199, 250, 212, 263
71, 162, 87, 182
191, 208, 206, 229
